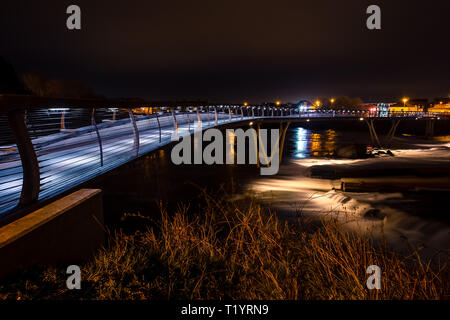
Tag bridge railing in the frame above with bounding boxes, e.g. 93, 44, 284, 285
0, 96, 249, 218
0, 94, 447, 219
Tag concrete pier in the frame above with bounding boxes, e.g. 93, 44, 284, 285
0, 189, 104, 278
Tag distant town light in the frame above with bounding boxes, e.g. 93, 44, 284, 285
330, 98, 335, 104
276, 101, 281, 106
244, 102, 248, 106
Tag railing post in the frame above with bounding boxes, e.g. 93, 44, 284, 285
8, 109, 40, 205
241, 106, 244, 120
207, 106, 211, 126
187, 112, 191, 132
229, 106, 232, 122
197, 108, 201, 130
128, 108, 140, 157
155, 112, 162, 143
252, 107, 254, 118
171, 109, 178, 137
214, 106, 218, 125
60, 110, 66, 129
91, 108, 103, 166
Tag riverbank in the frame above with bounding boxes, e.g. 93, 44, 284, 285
0, 189, 448, 300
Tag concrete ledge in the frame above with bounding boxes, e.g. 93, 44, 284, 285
0, 189, 104, 278
341, 176, 450, 192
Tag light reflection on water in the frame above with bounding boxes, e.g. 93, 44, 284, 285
247, 128, 450, 256
292, 127, 338, 159
294, 127, 308, 159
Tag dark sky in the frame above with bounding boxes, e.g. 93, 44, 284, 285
1, 0, 449, 103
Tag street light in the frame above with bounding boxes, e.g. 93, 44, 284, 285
276, 101, 281, 106
402, 97, 409, 109
244, 102, 248, 107
315, 100, 321, 107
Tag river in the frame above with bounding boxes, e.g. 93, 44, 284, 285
246, 128, 450, 257
91, 126, 450, 258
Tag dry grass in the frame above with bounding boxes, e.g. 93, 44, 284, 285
0, 190, 448, 300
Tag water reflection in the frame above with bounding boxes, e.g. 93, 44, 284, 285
294, 127, 308, 158
226, 130, 236, 164
325, 129, 337, 156
291, 127, 338, 159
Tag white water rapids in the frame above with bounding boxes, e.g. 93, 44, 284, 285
246, 140, 450, 257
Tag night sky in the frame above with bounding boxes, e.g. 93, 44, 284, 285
1, 0, 449, 103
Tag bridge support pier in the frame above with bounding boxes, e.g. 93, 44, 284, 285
386, 119, 401, 147
365, 119, 381, 147
365, 119, 402, 148
279, 122, 290, 163
425, 119, 435, 138
255, 121, 291, 168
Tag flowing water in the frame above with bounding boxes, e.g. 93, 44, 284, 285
246, 128, 450, 257
93, 126, 450, 257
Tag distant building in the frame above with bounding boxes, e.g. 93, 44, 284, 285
429, 98, 450, 114
296, 100, 313, 112
389, 99, 428, 112
362, 102, 394, 116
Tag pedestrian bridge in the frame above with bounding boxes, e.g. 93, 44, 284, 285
0, 95, 444, 221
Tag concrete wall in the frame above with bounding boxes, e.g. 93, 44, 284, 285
0, 189, 104, 278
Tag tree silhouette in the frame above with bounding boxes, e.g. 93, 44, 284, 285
0, 57, 27, 94
331, 96, 364, 110
22, 71, 102, 99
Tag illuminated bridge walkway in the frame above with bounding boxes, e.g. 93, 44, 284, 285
0, 95, 445, 220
